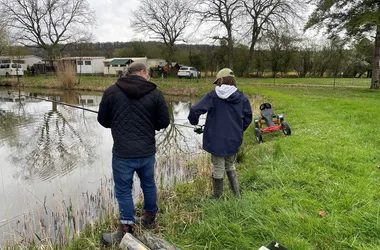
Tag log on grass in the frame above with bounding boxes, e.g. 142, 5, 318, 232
137, 232, 181, 250
120, 233, 151, 250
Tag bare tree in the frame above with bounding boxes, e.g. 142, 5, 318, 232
196, 0, 242, 69
131, 0, 194, 70
264, 28, 298, 77
0, 15, 8, 55
241, 0, 302, 74
0, 0, 95, 60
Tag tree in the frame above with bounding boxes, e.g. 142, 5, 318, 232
305, 0, 380, 89
0, 0, 95, 60
196, 0, 241, 69
241, 0, 302, 75
0, 20, 8, 55
189, 50, 205, 72
293, 40, 314, 77
354, 38, 375, 77
265, 28, 298, 77
131, 0, 194, 73
310, 42, 332, 77
114, 42, 150, 58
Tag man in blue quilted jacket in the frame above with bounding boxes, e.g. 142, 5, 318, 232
188, 68, 252, 199
97, 62, 170, 245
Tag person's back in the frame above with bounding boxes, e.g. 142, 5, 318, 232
196, 88, 249, 156
98, 67, 169, 158
97, 62, 170, 246
188, 68, 252, 198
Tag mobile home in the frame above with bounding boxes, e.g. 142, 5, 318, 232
103, 57, 148, 76
60, 57, 105, 75
0, 55, 42, 71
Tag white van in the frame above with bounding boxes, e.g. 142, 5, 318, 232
0, 63, 24, 76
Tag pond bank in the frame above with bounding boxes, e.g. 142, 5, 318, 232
0, 76, 212, 97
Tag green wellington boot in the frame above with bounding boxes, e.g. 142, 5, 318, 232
227, 170, 241, 197
212, 177, 224, 198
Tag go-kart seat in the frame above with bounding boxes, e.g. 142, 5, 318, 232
260, 103, 275, 126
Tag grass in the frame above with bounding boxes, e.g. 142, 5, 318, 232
63, 85, 380, 250
154, 86, 380, 250
3, 79, 379, 249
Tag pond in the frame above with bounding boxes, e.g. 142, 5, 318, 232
0, 88, 206, 247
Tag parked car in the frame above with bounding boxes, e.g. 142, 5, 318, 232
0, 63, 24, 77
177, 66, 200, 79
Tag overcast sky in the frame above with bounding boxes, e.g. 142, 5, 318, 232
92, 0, 142, 42
90, 0, 322, 45
90, 0, 224, 44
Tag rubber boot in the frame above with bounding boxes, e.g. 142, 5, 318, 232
212, 177, 224, 199
227, 170, 240, 197
135, 211, 156, 229
101, 223, 134, 246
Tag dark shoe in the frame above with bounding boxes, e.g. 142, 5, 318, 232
101, 223, 134, 246
135, 211, 156, 229
212, 177, 223, 198
227, 170, 240, 197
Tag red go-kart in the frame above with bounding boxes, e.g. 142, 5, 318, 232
254, 103, 291, 143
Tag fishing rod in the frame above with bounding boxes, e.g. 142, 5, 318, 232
7, 91, 204, 131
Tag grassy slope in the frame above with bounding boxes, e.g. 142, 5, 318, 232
156, 86, 380, 250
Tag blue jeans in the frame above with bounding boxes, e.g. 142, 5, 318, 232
112, 154, 158, 223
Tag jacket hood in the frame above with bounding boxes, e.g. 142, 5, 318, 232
116, 75, 157, 98
215, 85, 242, 103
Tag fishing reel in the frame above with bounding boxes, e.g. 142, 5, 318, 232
193, 125, 204, 134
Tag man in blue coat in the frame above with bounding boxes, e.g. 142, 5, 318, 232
188, 68, 252, 198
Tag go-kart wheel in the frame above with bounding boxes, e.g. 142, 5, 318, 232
281, 121, 291, 136
254, 128, 263, 143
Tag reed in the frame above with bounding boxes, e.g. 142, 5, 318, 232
56, 61, 77, 89
2, 176, 116, 249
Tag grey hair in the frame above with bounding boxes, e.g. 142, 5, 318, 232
124, 62, 147, 76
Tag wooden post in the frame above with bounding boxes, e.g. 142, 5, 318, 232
137, 232, 181, 250
119, 233, 151, 250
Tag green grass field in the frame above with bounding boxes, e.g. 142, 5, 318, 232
157, 86, 380, 250
64, 85, 380, 250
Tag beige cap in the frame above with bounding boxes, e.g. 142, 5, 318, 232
213, 68, 235, 84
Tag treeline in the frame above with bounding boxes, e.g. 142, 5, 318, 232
19, 36, 374, 78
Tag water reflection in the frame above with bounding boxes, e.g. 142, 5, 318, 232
0, 89, 205, 247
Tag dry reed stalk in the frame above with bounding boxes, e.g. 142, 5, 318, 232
56, 60, 77, 89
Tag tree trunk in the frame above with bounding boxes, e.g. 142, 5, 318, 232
47, 47, 55, 73
227, 28, 234, 69
370, 26, 380, 89
243, 28, 259, 75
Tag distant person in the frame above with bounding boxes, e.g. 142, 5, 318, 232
26, 65, 30, 76
97, 62, 170, 245
30, 65, 35, 76
187, 68, 252, 198
149, 66, 153, 78
163, 65, 169, 78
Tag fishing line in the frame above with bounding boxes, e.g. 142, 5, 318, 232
7, 91, 202, 129
7, 91, 98, 114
